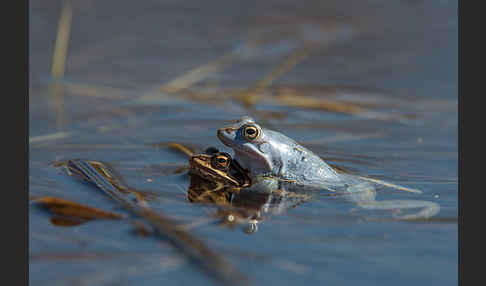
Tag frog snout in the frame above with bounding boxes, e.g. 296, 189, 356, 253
217, 128, 224, 138
217, 128, 226, 140
217, 128, 234, 136
217, 128, 235, 144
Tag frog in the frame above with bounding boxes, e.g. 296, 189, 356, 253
187, 149, 250, 204
189, 147, 251, 186
217, 116, 440, 220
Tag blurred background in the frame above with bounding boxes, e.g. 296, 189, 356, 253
29, 0, 457, 285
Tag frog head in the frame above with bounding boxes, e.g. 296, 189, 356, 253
217, 116, 281, 176
189, 150, 251, 187
189, 152, 240, 186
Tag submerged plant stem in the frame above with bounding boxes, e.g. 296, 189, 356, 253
67, 159, 250, 286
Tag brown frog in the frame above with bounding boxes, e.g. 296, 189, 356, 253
187, 148, 250, 204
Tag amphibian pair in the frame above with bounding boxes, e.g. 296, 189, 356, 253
188, 146, 312, 232
187, 116, 439, 220
215, 116, 440, 220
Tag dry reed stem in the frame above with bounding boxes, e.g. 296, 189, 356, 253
51, 0, 72, 80
235, 46, 311, 107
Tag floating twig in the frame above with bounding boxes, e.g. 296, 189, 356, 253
67, 159, 250, 286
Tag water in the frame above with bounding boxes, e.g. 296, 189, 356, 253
29, 0, 457, 285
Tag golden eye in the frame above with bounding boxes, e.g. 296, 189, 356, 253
212, 154, 230, 171
217, 156, 228, 165
243, 125, 260, 140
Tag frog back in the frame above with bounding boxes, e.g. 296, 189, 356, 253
263, 129, 341, 184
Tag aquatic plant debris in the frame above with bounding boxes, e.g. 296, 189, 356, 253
159, 52, 236, 94
49, 216, 88, 227
132, 221, 153, 237
138, 47, 240, 103
271, 93, 364, 114
167, 142, 196, 157
49, 0, 73, 129
62, 160, 153, 204
65, 159, 250, 286
29, 132, 71, 144
50, 0, 72, 80
235, 46, 311, 107
32, 196, 124, 226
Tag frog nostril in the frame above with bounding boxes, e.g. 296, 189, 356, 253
217, 128, 235, 138
221, 128, 235, 134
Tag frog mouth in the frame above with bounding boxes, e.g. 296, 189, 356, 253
217, 128, 273, 172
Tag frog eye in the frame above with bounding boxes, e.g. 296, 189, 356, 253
211, 154, 230, 171
242, 125, 260, 141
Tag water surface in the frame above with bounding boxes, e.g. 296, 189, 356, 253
30, 1, 457, 285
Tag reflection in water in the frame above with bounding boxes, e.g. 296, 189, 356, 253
187, 149, 313, 234
187, 175, 313, 234
29, 0, 457, 284
187, 148, 440, 233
